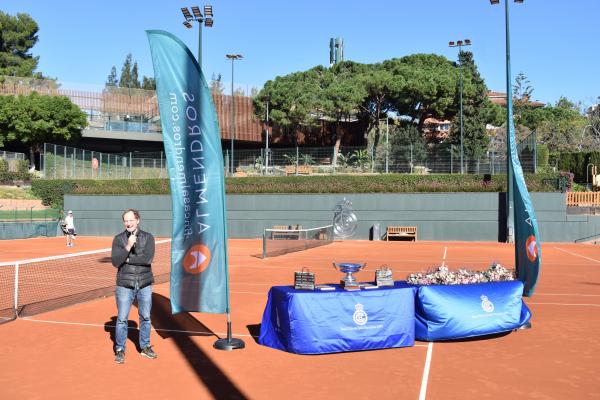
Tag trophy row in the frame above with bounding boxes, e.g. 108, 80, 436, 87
294, 263, 394, 291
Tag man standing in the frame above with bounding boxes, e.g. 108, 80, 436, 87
64, 210, 76, 247
111, 208, 157, 364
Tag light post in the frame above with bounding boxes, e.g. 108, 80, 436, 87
449, 39, 472, 174
265, 99, 270, 175
490, 0, 523, 243
226, 54, 243, 175
181, 5, 213, 68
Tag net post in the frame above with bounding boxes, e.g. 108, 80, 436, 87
13, 262, 19, 319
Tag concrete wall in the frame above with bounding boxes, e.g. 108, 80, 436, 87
64, 192, 600, 243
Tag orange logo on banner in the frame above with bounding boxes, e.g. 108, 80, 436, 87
183, 244, 211, 274
525, 235, 538, 262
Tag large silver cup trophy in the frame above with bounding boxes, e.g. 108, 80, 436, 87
333, 262, 366, 288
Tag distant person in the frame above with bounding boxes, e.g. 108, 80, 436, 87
110, 208, 157, 364
63, 210, 76, 247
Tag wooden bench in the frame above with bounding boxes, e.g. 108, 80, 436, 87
385, 226, 417, 241
284, 165, 312, 176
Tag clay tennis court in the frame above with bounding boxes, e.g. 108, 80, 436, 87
0, 236, 599, 399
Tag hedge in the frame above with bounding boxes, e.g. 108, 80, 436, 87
31, 173, 565, 209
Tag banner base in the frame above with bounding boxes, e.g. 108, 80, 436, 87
214, 337, 245, 351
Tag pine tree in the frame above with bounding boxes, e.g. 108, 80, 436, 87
106, 66, 119, 87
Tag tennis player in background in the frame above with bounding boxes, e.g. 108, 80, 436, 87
110, 208, 157, 364
63, 210, 76, 247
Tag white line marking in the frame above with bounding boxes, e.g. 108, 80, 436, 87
21, 317, 256, 337
442, 247, 447, 266
536, 293, 600, 297
418, 342, 433, 400
21, 317, 435, 347
528, 302, 600, 307
553, 247, 600, 263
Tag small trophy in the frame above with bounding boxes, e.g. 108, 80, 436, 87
375, 265, 394, 287
333, 262, 366, 289
294, 267, 315, 290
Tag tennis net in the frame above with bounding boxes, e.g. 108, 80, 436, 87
262, 224, 334, 258
0, 239, 171, 324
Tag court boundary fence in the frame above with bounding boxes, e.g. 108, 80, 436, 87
0, 239, 171, 324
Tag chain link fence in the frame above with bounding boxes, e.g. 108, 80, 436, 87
42, 139, 536, 179
42, 143, 167, 179
228, 142, 535, 176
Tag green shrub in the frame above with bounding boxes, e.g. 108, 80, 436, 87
29, 173, 565, 209
536, 144, 549, 168
30, 180, 77, 208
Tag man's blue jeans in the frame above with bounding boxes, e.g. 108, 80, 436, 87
115, 284, 153, 352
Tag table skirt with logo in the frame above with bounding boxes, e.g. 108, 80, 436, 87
258, 282, 416, 354
413, 280, 532, 341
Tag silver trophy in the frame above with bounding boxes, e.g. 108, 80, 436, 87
333, 262, 366, 288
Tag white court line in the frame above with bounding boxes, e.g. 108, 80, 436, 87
418, 342, 433, 400
553, 247, 600, 263
20, 317, 433, 349
528, 302, 600, 307
535, 293, 600, 297
20, 317, 256, 337
441, 247, 447, 267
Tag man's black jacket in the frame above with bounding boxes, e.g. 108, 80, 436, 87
111, 229, 155, 289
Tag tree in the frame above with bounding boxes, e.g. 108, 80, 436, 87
254, 69, 322, 145
141, 76, 156, 90
448, 51, 491, 164
0, 92, 87, 166
356, 63, 401, 153
389, 122, 427, 172
512, 72, 534, 123
0, 11, 44, 78
384, 54, 457, 133
210, 73, 224, 95
322, 62, 367, 166
119, 53, 135, 88
106, 66, 119, 87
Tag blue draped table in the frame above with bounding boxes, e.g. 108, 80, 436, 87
258, 282, 416, 354
413, 280, 532, 341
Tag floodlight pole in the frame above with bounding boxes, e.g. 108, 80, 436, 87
265, 100, 270, 175
449, 39, 471, 174
226, 54, 243, 175
181, 5, 213, 70
491, 0, 521, 242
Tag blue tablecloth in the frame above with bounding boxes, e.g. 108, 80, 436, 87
414, 280, 532, 341
258, 282, 416, 354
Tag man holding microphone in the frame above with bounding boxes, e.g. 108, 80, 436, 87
111, 208, 157, 364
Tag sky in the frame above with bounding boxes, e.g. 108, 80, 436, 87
2, 0, 599, 109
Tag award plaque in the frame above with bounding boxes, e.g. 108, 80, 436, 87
375, 266, 394, 287
294, 268, 315, 290
333, 262, 366, 289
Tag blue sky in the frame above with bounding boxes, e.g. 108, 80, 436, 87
2, 0, 599, 108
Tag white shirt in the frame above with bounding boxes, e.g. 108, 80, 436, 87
64, 215, 74, 229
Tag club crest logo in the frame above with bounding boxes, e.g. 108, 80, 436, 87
480, 295, 494, 313
353, 303, 368, 326
525, 235, 538, 262
182, 244, 211, 275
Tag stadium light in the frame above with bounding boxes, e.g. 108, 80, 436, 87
490, 0, 524, 243
181, 5, 214, 69
449, 38, 472, 174
226, 54, 243, 176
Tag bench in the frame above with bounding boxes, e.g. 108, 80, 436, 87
386, 226, 417, 241
285, 165, 312, 176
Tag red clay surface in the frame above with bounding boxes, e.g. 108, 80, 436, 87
1, 237, 599, 399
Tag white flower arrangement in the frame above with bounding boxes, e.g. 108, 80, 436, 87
406, 263, 515, 285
